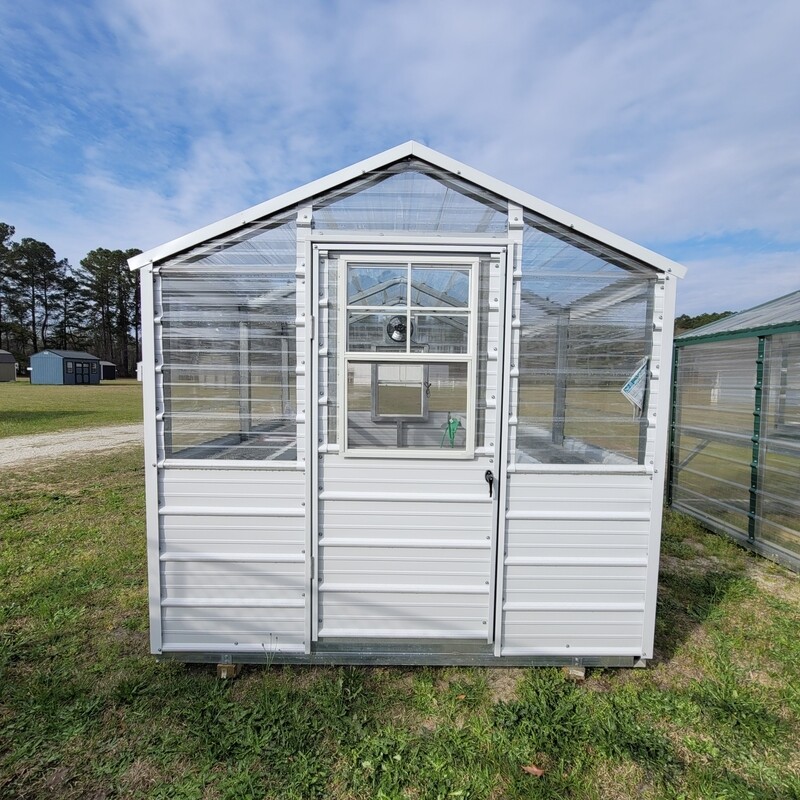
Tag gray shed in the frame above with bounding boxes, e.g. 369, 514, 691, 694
669, 290, 800, 571
131, 142, 685, 667
100, 361, 117, 380
30, 349, 101, 385
0, 350, 16, 382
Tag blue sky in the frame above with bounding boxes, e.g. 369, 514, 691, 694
1, 0, 798, 314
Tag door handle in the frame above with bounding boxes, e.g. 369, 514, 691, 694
484, 470, 494, 498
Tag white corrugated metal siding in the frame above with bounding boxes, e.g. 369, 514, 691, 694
158, 469, 307, 653
500, 472, 651, 656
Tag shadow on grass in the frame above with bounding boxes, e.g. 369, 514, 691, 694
653, 510, 756, 664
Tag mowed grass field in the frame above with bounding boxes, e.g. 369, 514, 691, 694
1, 446, 799, 799
0, 379, 143, 438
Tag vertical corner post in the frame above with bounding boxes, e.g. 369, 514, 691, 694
492, 203, 522, 656
296, 206, 314, 653
666, 343, 681, 507
641, 272, 677, 660
141, 265, 164, 654
748, 335, 767, 541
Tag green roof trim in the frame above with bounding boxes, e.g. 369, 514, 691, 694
674, 321, 800, 347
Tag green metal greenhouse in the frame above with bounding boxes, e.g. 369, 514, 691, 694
668, 290, 800, 571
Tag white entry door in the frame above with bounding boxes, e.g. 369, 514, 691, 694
313, 247, 506, 643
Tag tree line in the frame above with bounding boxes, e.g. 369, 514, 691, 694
674, 311, 733, 333
0, 223, 142, 377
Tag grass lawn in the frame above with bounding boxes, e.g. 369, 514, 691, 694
1, 448, 798, 799
0, 379, 142, 438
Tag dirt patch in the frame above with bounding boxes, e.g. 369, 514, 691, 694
486, 668, 523, 702
120, 758, 163, 794
1, 424, 143, 468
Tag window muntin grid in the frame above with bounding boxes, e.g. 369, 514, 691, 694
340, 255, 478, 457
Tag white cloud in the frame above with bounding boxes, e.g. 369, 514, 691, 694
679, 250, 799, 314
0, 0, 797, 316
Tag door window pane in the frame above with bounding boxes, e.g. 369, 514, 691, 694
411, 267, 469, 307
347, 361, 468, 451
347, 312, 408, 352
347, 266, 407, 307
413, 314, 469, 353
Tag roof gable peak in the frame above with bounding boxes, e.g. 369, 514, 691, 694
128, 142, 686, 279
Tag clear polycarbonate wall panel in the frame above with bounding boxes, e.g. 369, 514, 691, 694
328, 256, 339, 444
675, 339, 759, 436
516, 219, 654, 464
759, 333, 800, 555
160, 221, 297, 460
313, 160, 507, 236
671, 339, 757, 536
474, 259, 491, 449
671, 434, 753, 535
346, 361, 469, 450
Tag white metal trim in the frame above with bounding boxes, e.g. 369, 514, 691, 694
160, 552, 305, 563
158, 459, 303, 471
158, 506, 304, 518
318, 490, 487, 503
161, 598, 305, 608
504, 602, 646, 612
128, 141, 686, 279
492, 228, 518, 655
318, 628, 487, 640
161, 643, 306, 654
140, 267, 163, 655
508, 464, 652, 474
641, 275, 678, 659
501, 646, 643, 657
312, 237, 507, 250
299, 210, 315, 655
311, 243, 324, 644
505, 510, 650, 521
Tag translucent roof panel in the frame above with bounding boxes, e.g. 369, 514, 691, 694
160, 217, 297, 271
678, 290, 800, 340
521, 216, 654, 313
312, 160, 507, 236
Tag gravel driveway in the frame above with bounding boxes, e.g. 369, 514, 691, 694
0, 424, 144, 468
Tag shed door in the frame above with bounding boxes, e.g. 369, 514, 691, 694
314, 249, 506, 643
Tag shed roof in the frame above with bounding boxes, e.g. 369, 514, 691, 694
128, 141, 686, 279
100, 361, 117, 367
34, 349, 100, 361
677, 289, 800, 341
0, 350, 15, 363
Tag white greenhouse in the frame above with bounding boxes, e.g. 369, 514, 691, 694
130, 142, 685, 667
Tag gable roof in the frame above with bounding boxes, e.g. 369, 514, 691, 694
128, 141, 686, 278
0, 350, 15, 363
34, 349, 100, 360
677, 289, 800, 341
